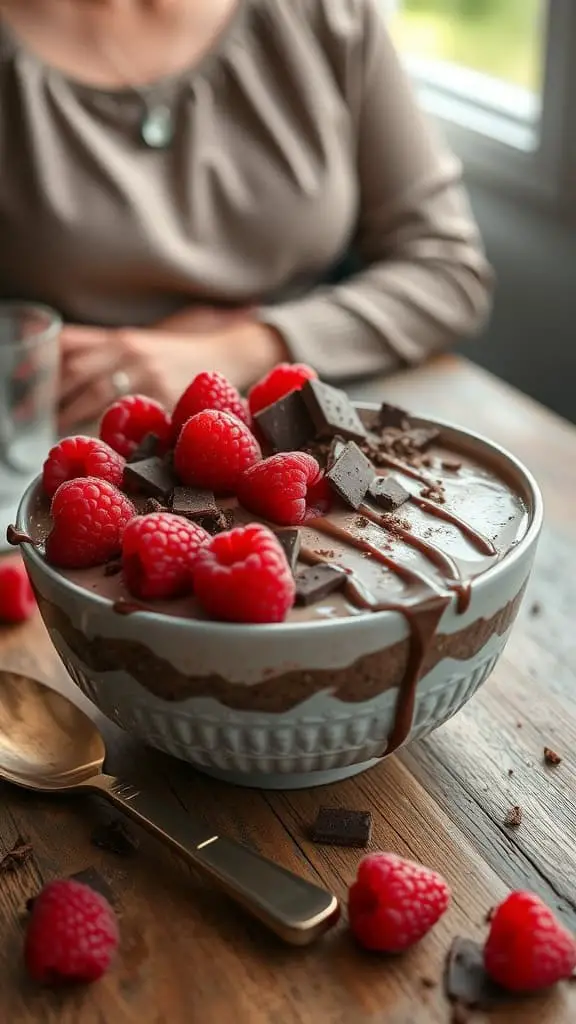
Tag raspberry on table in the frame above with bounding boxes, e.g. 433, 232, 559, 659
25, 879, 119, 985
42, 436, 125, 499
248, 362, 317, 416
484, 890, 576, 992
191, 523, 295, 623
46, 478, 136, 569
348, 852, 451, 953
237, 452, 331, 525
174, 409, 261, 494
171, 371, 251, 443
122, 512, 210, 600
100, 394, 171, 459
0, 555, 36, 623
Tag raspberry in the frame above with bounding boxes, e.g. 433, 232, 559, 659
192, 524, 295, 623
484, 891, 576, 992
122, 512, 210, 600
171, 371, 250, 443
237, 452, 331, 526
46, 478, 136, 569
42, 436, 125, 499
248, 362, 317, 416
348, 853, 451, 953
174, 410, 261, 494
0, 555, 36, 623
100, 394, 171, 459
25, 879, 119, 985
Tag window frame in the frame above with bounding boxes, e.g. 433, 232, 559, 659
393, 0, 576, 213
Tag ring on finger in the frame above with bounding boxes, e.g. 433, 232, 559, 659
111, 369, 131, 399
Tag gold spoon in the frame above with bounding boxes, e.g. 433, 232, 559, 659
0, 671, 339, 945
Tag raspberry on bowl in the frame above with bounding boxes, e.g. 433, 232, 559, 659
484, 890, 576, 992
122, 512, 210, 601
0, 555, 36, 623
46, 478, 136, 569
25, 879, 119, 985
174, 409, 261, 494
171, 371, 250, 443
237, 452, 331, 526
42, 436, 125, 499
100, 394, 171, 459
348, 852, 451, 953
248, 362, 317, 416
192, 523, 296, 623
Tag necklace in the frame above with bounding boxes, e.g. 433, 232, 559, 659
91, 6, 193, 150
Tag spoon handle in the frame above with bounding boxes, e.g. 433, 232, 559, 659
88, 774, 339, 945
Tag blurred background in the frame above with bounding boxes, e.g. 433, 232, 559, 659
386, 0, 576, 424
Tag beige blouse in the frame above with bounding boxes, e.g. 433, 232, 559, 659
0, 0, 492, 380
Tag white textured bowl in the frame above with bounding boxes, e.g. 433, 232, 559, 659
18, 415, 542, 789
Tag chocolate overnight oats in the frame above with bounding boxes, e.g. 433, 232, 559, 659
15, 366, 534, 762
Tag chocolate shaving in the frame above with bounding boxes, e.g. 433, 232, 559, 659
310, 807, 372, 848
504, 805, 522, 827
368, 476, 410, 512
529, 601, 542, 617
0, 837, 33, 874
91, 818, 139, 857
301, 380, 367, 442
326, 441, 374, 509
255, 389, 315, 452
123, 456, 175, 500
295, 564, 346, 606
544, 746, 562, 766
274, 529, 301, 573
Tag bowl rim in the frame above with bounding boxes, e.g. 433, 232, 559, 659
17, 411, 543, 638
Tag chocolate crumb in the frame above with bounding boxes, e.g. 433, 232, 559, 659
91, 818, 139, 856
529, 601, 542, 617
142, 497, 167, 514
420, 486, 446, 503
485, 906, 495, 923
103, 560, 122, 577
354, 516, 369, 529
422, 455, 434, 468
516, 721, 523, 729
504, 805, 522, 827
420, 976, 436, 989
442, 459, 462, 472
507, 768, 514, 776
0, 836, 33, 874
316, 548, 335, 559
544, 747, 562, 766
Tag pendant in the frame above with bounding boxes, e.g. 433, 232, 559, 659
141, 105, 174, 149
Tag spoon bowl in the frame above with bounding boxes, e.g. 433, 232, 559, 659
0, 670, 339, 944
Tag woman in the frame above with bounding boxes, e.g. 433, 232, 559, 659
0, 0, 492, 429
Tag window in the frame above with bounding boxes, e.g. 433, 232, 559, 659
385, 0, 576, 211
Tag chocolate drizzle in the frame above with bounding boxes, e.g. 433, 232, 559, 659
358, 503, 462, 582
409, 494, 497, 556
6, 525, 33, 546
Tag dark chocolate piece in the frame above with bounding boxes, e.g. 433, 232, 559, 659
128, 432, 160, 463
123, 456, 175, 500
274, 528, 301, 573
310, 807, 372, 848
91, 818, 139, 857
444, 938, 506, 1011
544, 746, 562, 766
142, 497, 167, 515
301, 380, 367, 442
368, 476, 410, 511
70, 868, 117, 907
378, 402, 411, 430
326, 441, 374, 509
295, 564, 346, 605
172, 486, 218, 520
103, 560, 122, 577
405, 426, 440, 451
255, 389, 315, 452
327, 436, 346, 468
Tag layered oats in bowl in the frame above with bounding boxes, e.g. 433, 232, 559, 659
14, 369, 542, 789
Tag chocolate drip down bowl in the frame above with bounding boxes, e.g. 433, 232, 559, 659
16, 402, 542, 789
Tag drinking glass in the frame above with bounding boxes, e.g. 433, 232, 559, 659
0, 303, 61, 550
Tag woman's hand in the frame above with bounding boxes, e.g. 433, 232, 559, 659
58, 315, 287, 431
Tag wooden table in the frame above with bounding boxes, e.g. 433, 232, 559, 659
1, 355, 575, 1023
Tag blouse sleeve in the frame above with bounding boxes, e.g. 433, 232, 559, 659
259, 0, 494, 381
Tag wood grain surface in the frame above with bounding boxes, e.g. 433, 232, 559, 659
1, 355, 575, 1023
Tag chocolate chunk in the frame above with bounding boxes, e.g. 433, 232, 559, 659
405, 427, 440, 451
124, 456, 175, 500
310, 807, 372, 848
368, 476, 410, 511
70, 868, 117, 907
91, 818, 139, 857
544, 746, 562, 766
444, 938, 506, 1011
274, 528, 301, 573
127, 432, 161, 463
295, 564, 346, 605
378, 402, 411, 430
301, 380, 367, 442
172, 486, 218, 521
0, 836, 33, 874
103, 560, 122, 577
142, 497, 167, 515
326, 441, 374, 509
255, 389, 315, 452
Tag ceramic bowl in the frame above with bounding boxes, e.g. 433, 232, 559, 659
17, 414, 542, 790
